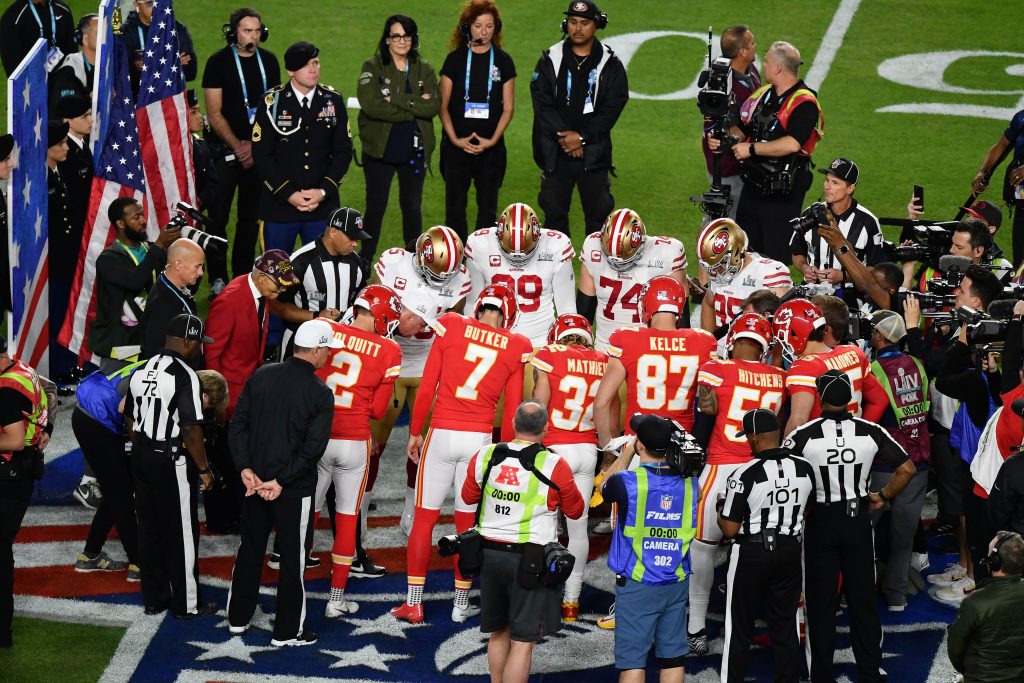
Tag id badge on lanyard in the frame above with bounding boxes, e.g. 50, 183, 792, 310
29, 0, 62, 71
464, 46, 493, 120
234, 47, 268, 125
582, 69, 597, 115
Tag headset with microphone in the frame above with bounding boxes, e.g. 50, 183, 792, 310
980, 531, 1022, 573
560, 6, 608, 34
222, 10, 269, 49
74, 13, 98, 46
459, 15, 502, 46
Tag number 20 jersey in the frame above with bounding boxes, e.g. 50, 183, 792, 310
697, 358, 786, 464
580, 233, 687, 352
530, 344, 609, 445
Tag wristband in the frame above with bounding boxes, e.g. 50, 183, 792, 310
749, 143, 756, 157
878, 489, 892, 505
198, 467, 211, 475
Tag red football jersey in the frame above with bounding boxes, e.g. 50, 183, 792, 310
410, 312, 533, 437
317, 322, 403, 440
531, 344, 610, 445
698, 359, 786, 465
609, 327, 717, 431
786, 344, 872, 420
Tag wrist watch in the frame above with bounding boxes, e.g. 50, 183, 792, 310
837, 245, 850, 256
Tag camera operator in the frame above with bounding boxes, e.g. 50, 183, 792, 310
791, 157, 883, 285
601, 414, 700, 682
699, 25, 760, 220
903, 219, 1003, 292
460, 400, 584, 683
708, 41, 822, 264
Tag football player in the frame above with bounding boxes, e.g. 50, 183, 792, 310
371, 226, 472, 541
687, 312, 786, 654
465, 202, 577, 348
315, 285, 403, 619
530, 314, 610, 622
391, 284, 533, 624
578, 208, 687, 352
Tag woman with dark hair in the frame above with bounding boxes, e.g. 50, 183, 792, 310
439, 0, 515, 242
357, 14, 439, 259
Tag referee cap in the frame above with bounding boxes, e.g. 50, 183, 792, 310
629, 413, 673, 455
817, 157, 859, 185
167, 314, 214, 343
328, 207, 371, 240
816, 369, 853, 407
294, 319, 344, 349
736, 408, 779, 437
870, 310, 906, 343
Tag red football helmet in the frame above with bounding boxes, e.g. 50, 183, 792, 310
353, 284, 403, 338
547, 313, 594, 346
475, 283, 520, 330
771, 298, 825, 362
638, 275, 687, 324
726, 312, 774, 359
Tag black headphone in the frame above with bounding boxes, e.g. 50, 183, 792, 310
74, 13, 97, 46
459, 15, 502, 46
560, 8, 608, 34
223, 10, 269, 46
981, 531, 1022, 573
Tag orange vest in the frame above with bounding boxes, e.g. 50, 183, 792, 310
0, 358, 49, 459
746, 84, 825, 156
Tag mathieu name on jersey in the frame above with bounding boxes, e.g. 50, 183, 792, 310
531, 344, 610, 445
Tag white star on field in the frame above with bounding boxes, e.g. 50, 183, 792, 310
187, 636, 275, 664
345, 611, 429, 639
322, 644, 411, 672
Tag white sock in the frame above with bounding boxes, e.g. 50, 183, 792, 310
407, 583, 424, 606
687, 540, 717, 634
330, 587, 344, 603
454, 588, 469, 609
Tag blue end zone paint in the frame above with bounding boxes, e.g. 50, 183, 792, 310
33, 448, 84, 505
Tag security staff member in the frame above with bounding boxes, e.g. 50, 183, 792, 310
602, 414, 699, 683
0, 0, 76, 77
125, 314, 216, 619
719, 408, 814, 683
252, 41, 353, 257
461, 400, 584, 682
226, 319, 337, 646
784, 370, 916, 683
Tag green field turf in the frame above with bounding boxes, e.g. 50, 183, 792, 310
0, 615, 124, 682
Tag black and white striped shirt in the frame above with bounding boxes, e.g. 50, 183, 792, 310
790, 198, 883, 270
721, 448, 816, 536
783, 412, 908, 504
126, 350, 203, 441
285, 238, 365, 318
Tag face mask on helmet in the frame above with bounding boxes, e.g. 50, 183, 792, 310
415, 226, 463, 288
698, 219, 748, 288
354, 284, 404, 338
602, 209, 647, 272
496, 203, 541, 267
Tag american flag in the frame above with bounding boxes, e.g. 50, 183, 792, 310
6, 39, 50, 374
135, 0, 194, 236
58, 7, 147, 359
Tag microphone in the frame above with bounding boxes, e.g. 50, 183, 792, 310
471, 38, 485, 45
697, 69, 710, 88
987, 299, 1018, 320
242, 42, 256, 51
938, 254, 972, 274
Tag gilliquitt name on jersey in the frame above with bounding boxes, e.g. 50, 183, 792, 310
332, 330, 382, 357
463, 325, 510, 349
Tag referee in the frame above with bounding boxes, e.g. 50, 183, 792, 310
719, 408, 815, 683
125, 314, 216, 618
783, 370, 916, 683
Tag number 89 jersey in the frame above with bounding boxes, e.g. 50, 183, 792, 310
530, 344, 609, 445
697, 358, 786, 465
580, 232, 687, 352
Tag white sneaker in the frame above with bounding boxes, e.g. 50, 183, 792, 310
593, 518, 613, 535
910, 552, 930, 573
927, 562, 967, 586
932, 576, 975, 605
451, 603, 481, 623
325, 599, 359, 619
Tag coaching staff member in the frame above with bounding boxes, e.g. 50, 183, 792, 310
719, 408, 814, 683
531, 0, 627, 238
227, 318, 338, 647
125, 314, 216, 618
461, 400, 584, 682
784, 370, 915, 683
253, 41, 352, 256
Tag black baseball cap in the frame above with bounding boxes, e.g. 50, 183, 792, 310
564, 0, 602, 21
816, 369, 853, 407
328, 207, 371, 240
817, 157, 859, 185
167, 314, 214, 343
1012, 397, 1024, 418
284, 41, 319, 71
629, 413, 673, 455
961, 199, 1002, 229
736, 408, 780, 437
185, 89, 200, 109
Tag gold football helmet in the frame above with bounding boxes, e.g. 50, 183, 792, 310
496, 202, 541, 266
601, 208, 647, 272
697, 218, 748, 287
414, 225, 464, 287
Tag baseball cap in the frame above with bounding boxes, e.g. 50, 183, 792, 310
564, 0, 602, 21
284, 41, 319, 71
628, 413, 674, 455
328, 207, 371, 240
0, 133, 12, 161
736, 408, 780, 437
817, 157, 859, 185
293, 319, 343, 349
254, 249, 301, 288
48, 121, 69, 148
870, 310, 907, 343
816, 369, 853, 407
961, 199, 1002, 230
166, 314, 214, 343
55, 94, 90, 120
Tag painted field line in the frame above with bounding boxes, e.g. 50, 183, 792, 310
805, 0, 863, 92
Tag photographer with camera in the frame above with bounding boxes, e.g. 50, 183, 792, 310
601, 414, 701, 683
459, 400, 583, 683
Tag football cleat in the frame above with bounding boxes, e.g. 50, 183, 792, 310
390, 602, 425, 624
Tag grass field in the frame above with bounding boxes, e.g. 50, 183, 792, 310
0, 616, 124, 682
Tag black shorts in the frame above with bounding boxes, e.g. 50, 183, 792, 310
479, 547, 562, 642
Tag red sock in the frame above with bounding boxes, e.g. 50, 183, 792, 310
406, 457, 418, 489
330, 512, 358, 590
453, 510, 477, 586
407, 506, 440, 579
365, 446, 382, 492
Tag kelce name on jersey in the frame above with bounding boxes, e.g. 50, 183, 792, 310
823, 349, 861, 372
464, 325, 510, 350
331, 330, 383, 357
648, 337, 694, 352
567, 357, 607, 375
737, 369, 785, 389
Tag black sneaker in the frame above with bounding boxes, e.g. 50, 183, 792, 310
351, 555, 386, 578
305, 554, 321, 569
271, 630, 318, 647
266, 553, 280, 570
687, 629, 709, 656
144, 602, 169, 616
174, 600, 218, 620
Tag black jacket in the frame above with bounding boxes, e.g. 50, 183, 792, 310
989, 451, 1024, 534
530, 39, 628, 173
141, 274, 202, 368
0, 0, 75, 76
122, 11, 197, 86
935, 340, 1001, 429
228, 357, 332, 498
89, 241, 167, 358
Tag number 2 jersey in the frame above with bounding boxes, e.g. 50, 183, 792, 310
317, 321, 403, 440
580, 233, 687, 352
697, 358, 786, 464
373, 248, 472, 378
786, 344, 887, 421
609, 326, 717, 432
530, 344, 610, 445
409, 312, 533, 439
464, 228, 577, 348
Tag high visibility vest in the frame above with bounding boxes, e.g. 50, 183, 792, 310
475, 444, 561, 545
744, 84, 824, 156
871, 353, 931, 463
75, 360, 147, 434
0, 358, 49, 459
608, 466, 697, 586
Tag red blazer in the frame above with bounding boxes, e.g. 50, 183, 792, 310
205, 274, 268, 418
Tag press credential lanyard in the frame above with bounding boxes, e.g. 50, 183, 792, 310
566, 65, 597, 114
27, 0, 57, 45
233, 46, 267, 124
463, 46, 494, 118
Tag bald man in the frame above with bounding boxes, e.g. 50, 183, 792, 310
141, 238, 207, 368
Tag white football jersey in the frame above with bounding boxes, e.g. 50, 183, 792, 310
580, 233, 687, 352
708, 254, 792, 357
465, 228, 577, 347
374, 248, 472, 377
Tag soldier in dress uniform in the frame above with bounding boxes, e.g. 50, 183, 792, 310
55, 94, 94, 246
46, 120, 80, 382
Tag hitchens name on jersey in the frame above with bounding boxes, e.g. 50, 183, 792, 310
464, 324, 510, 349
566, 357, 607, 376
331, 329, 384, 357
737, 368, 785, 389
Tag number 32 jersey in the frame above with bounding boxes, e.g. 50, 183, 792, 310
697, 358, 786, 464
530, 344, 609, 445
580, 233, 687, 352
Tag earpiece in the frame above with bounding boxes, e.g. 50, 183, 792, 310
560, 12, 607, 34
74, 13, 98, 46
981, 532, 1022, 573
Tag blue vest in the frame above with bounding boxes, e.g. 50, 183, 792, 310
75, 361, 146, 434
608, 465, 698, 586
950, 372, 997, 464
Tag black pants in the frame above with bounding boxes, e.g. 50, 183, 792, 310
204, 422, 242, 532
207, 158, 262, 282
735, 180, 810, 265
538, 157, 613, 239
440, 139, 506, 243
804, 503, 885, 683
1010, 202, 1024, 266
722, 535, 802, 683
361, 154, 425, 260
131, 442, 201, 615
930, 423, 962, 519
72, 408, 139, 564
228, 492, 313, 641
0, 478, 33, 647
964, 489, 995, 581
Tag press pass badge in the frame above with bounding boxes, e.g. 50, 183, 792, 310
247, 106, 258, 125
464, 101, 489, 119
44, 46, 64, 73
582, 69, 597, 115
